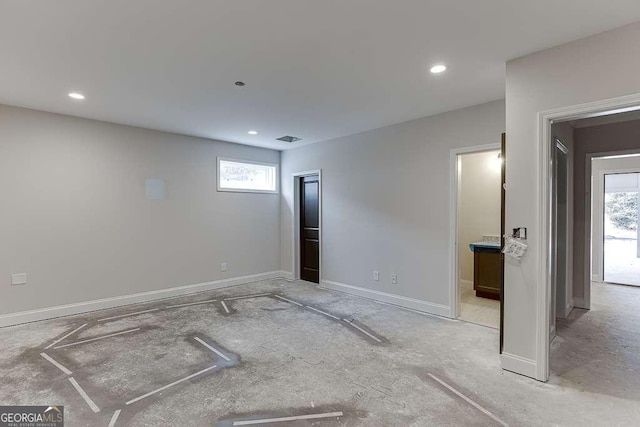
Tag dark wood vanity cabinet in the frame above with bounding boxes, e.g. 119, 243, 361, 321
473, 246, 501, 300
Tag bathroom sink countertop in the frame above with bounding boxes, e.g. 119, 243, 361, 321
469, 241, 501, 251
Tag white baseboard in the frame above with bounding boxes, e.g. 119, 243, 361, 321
460, 279, 473, 290
320, 279, 451, 318
500, 352, 537, 379
0, 270, 286, 328
573, 297, 588, 309
280, 271, 294, 280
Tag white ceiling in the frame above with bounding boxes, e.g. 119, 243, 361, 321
2, 1, 640, 151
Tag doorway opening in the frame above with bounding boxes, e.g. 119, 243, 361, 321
451, 142, 503, 332
292, 170, 322, 284
601, 169, 640, 286
538, 98, 640, 383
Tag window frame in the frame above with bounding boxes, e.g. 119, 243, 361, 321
216, 157, 279, 194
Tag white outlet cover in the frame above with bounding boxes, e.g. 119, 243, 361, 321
221, 263, 228, 272
11, 273, 27, 285
373, 271, 379, 281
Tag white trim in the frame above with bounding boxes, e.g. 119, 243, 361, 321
535, 92, 640, 382
291, 170, 322, 282
459, 279, 474, 290
0, 271, 286, 327
572, 297, 587, 309
500, 352, 537, 379
449, 143, 501, 320
216, 157, 279, 194
320, 279, 450, 317
280, 271, 294, 280
591, 160, 640, 285
581, 148, 640, 308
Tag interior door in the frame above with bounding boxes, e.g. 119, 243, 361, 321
500, 133, 506, 353
300, 175, 320, 283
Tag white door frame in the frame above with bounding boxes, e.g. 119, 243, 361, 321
291, 169, 323, 283
592, 161, 640, 284
449, 143, 501, 319
536, 92, 640, 381
574, 147, 640, 309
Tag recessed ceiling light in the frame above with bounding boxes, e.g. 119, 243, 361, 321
68, 92, 85, 100
430, 64, 447, 74
248, 130, 258, 135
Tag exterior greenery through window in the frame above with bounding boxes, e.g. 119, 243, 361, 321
217, 158, 278, 193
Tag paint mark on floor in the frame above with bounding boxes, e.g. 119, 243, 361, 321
225, 293, 273, 301
306, 306, 340, 320
166, 299, 217, 308
44, 323, 88, 349
221, 301, 231, 314
126, 365, 217, 405
40, 352, 72, 375
98, 308, 160, 322
273, 295, 303, 306
108, 409, 121, 427
69, 377, 100, 413
428, 373, 508, 426
342, 319, 382, 343
232, 411, 343, 425
194, 336, 231, 362
54, 328, 140, 349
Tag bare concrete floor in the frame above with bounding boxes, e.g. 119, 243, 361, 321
0, 279, 638, 426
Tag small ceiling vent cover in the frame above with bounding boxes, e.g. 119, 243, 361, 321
276, 135, 302, 143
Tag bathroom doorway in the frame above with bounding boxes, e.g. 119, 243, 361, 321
452, 144, 503, 329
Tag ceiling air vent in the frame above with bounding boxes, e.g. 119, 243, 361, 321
276, 135, 302, 143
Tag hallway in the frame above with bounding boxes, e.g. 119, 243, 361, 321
550, 283, 640, 401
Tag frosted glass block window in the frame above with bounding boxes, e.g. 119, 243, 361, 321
217, 158, 278, 193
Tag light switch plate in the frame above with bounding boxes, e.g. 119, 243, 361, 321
11, 273, 27, 286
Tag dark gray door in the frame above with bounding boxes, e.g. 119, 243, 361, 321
300, 175, 320, 283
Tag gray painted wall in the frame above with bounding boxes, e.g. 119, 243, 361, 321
0, 105, 280, 315
505, 21, 640, 376
280, 100, 505, 310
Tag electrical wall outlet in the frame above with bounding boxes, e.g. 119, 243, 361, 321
221, 263, 228, 272
11, 273, 27, 286
391, 274, 398, 285
373, 271, 379, 281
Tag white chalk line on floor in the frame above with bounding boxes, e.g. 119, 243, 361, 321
45, 323, 88, 349
273, 295, 303, 306
342, 319, 382, 343
305, 306, 340, 320
125, 365, 217, 405
232, 411, 344, 425
427, 373, 508, 426
194, 337, 231, 362
54, 328, 140, 349
370, 299, 458, 322
221, 301, 231, 314
166, 299, 218, 308
98, 308, 160, 322
40, 352, 72, 375
108, 409, 121, 427
68, 377, 100, 413
224, 293, 273, 301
